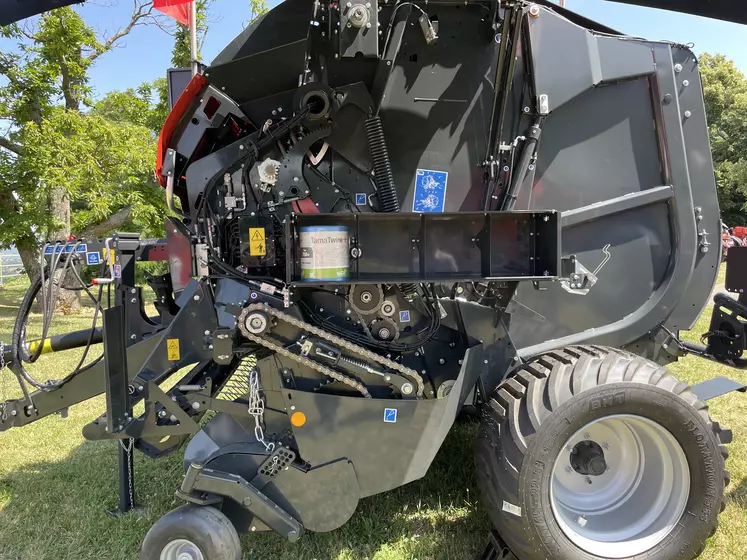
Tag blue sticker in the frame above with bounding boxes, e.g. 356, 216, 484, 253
86, 252, 101, 266
399, 310, 411, 323
44, 246, 54, 255
64, 244, 86, 253
355, 193, 368, 206
413, 169, 448, 213
113, 264, 121, 279
55, 245, 64, 253
384, 408, 397, 423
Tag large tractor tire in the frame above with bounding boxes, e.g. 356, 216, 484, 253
476, 345, 730, 560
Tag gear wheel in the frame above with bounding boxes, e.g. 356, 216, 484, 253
370, 317, 399, 341
349, 285, 384, 315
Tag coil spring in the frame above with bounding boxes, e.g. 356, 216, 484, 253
365, 116, 400, 213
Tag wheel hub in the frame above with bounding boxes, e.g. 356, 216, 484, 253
570, 440, 607, 477
160, 538, 204, 560
550, 415, 690, 558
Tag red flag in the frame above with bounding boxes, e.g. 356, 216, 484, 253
154, 0, 193, 26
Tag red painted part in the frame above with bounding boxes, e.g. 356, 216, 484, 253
733, 226, 747, 239
155, 72, 208, 187
294, 198, 319, 214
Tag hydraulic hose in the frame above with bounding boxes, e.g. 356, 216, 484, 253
365, 115, 400, 212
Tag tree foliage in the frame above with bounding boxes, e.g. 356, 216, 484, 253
0, 3, 163, 283
699, 53, 747, 225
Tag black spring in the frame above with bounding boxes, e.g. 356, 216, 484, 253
365, 116, 400, 213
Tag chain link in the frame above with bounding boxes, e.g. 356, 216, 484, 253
119, 437, 135, 508
238, 303, 425, 397
248, 367, 275, 452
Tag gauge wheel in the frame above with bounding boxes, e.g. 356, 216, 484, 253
140, 504, 242, 560
476, 345, 730, 560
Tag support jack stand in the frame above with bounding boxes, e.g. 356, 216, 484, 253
478, 530, 514, 560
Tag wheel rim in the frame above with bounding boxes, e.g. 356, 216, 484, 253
160, 538, 204, 560
550, 414, 690, 558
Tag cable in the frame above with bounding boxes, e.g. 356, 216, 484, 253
12, 246, 106, 391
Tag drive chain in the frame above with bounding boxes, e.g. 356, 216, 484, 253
239, 303, 425, 397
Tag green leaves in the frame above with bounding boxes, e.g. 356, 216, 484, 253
700, 53, 747, 224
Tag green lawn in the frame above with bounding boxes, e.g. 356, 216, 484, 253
1, 273, 746, 560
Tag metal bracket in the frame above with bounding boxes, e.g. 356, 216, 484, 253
561, 245, 611, 295
178, 462, 304, 542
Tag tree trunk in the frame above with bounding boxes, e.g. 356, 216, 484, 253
48, 186, 81, 315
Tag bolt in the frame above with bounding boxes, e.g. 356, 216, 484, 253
439, 358, 446, 365
585, 476, 592, 485
243, 497, 252, 507
130, 298, 137, 303
277, 107, 283, 113
401, 383, 413, 395
674, 63, 683, 73
484, 359, 489, 364
208, 344, 214, 350
204, 330, 211, 336
158, 410, 167, 418
346, 1, 352, 6
130, 288, 137, 294
683, 79, 690, 87
528, 4, 540, 17
684, 110, 692, 118
251, 526, 257, 532
347, 22, 352, 27
291, 405, 296, 411
385, 375, 391, 382
421, 369, 426, 374
414, 351, 420, 357
192, 402, 201, 410
576, 516, 588, 527
194, 295, 200, 301
458, 359, 463, 365
130, 334, 137, 340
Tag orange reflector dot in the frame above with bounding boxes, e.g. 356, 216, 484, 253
291, 411, 307, 427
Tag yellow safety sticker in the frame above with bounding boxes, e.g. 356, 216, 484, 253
101, 248, 116, 263
167, 338, 180, 361
249, 228, 266, 257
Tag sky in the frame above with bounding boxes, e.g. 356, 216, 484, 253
4, 0, 747, 99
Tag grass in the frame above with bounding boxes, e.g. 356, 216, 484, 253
1, 270, 746, 560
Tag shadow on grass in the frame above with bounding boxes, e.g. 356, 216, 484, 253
0, 422, 489, 560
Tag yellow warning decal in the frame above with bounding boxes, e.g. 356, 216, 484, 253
101, 248, 116, 263
249, 228, 266, 257
167, 338, 180, 361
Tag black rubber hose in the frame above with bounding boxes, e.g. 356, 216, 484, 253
365, 116, 400, 213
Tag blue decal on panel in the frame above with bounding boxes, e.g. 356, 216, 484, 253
413, 169, 448, 213
399, 310, 411, 323
86, 252, 101, 266
384, 408, 397, 423
113, 264, 121, 279
44, 246, 54, 255
76, 244, 87, 253
355, 193, 368, 206
55, 245, 64, 253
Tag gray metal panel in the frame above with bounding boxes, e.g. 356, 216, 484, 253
515, 78, 663, 210
526, 7, 655, 113
513, 39, 700, 356
561, 186, 673, 228
283, 346, 484, 497
665, 47, 722, 331
378, 5, 499, 213
511, 203, 672, 348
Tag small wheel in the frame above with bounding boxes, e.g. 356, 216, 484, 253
140, 504, 242, 560
476, 345, 729, 560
